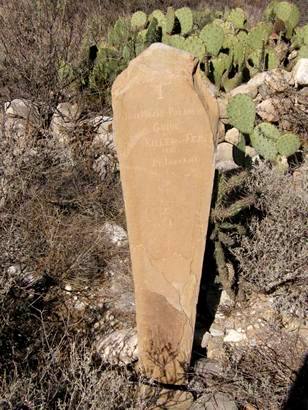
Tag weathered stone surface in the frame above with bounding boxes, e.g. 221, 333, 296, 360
216, 142, 239, 171
50, 102, 80, 143
101, 221, 128, 246
96, 328, 138, 366
192, 392, 238, 410
112, 43, 218, 384
264, 68, 292, 92
229, 83, 258, 98
247, 72, 267, 89
292, 58, 308, 86
224, 128, 240, 145
256, 98, 280, 122
4, 99, 39, 125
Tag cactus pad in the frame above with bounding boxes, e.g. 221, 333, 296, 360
247, 22, 272, 50
227, 94, 256, 134
227, 8, 247, 30
108, 17, 131, 48
184, 35, 206, 60
250, 123, 280, 160
265, 48, 279, 70
131, 11, 147, 29
246, 49, 262, 76
273, 1, 300, 38
298, 45, 308, 58
150, 10, 167, 32
146, 17, 162, 45
167, 34, 186, 50
277, 133, 300, 157
175, 7, 193, 35
210, 53, 232, 88
166, 7, 175, 34
200, 23, 224, 56
222, 70, 243, 92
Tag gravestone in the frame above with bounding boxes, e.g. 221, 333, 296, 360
112, 43, 219, 384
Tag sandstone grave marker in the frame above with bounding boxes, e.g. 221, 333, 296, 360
112, 43, 219, 384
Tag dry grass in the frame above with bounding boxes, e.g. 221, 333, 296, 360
233, 162, 307, 319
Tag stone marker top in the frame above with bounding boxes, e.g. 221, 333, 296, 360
113, 43, 198, 93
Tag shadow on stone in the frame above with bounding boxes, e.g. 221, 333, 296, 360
191, 223, 221, 365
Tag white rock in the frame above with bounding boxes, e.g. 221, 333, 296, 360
102, 222, 127, 246
64, 284, 72, 292
265, 69, 292, 92
50, 102, 80, 142
288, 50, 298, 61
4, 99, 39, 125
224, 329, 247, 343
229, 83, 258, 98
93, 154, 118, 180
209, 326, 224, 337
96, 329, 138, 366
201, 332, 211, 348
224, 128, 240, 145
7, 264, 21, 275
292, 58, 308, 86
215, 142, 239, 171
247, 72, 267, 88
220, 290, 233, 306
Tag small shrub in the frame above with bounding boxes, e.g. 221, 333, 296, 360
233, 162, 307, 319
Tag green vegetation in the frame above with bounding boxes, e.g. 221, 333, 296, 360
60, 0, 306, 99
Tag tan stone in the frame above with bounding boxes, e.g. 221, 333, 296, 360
112, 43, 219, 384
256, 98, 280, 122
225, 127, 240, 145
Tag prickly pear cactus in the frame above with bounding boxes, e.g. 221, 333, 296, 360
184, 35, 206, 60
273, 1, 300, 38
200, 23, 224, 56
150, 10, 167, 33
146, 17, 162, 45
265, 48, 279, 70
175, 7, 193, 35
246, 49, 262, 76
108, 17, 131, 48
222, 70, 242, 92
193, 9, 211, 29
250, 123, 280, 160
277, 133, 300, 157
131, 11, 147, 30
166, 7, 175, 34
247, 22, 272, 50
58, 60, 74, 83
292, 25, 308, 47
226, 8, 247, 30
165, 34, 186, 50
211, 53, 231, 88
298, 45, 308, 58
263, 0, 279, 20
227, 94, 256, 134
